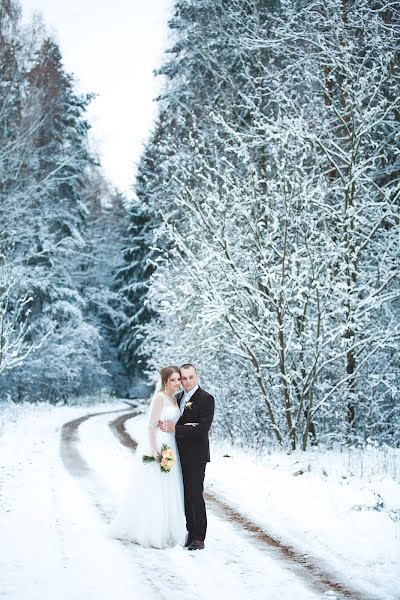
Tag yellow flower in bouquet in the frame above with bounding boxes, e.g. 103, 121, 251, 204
143, 444, 176, 473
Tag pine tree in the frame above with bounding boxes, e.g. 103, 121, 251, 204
76, 166, 131, 395
1, 37, 104, 401
115, 127, 166, 391
0, 4, 133, 401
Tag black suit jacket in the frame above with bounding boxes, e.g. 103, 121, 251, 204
175, 386, 215, 465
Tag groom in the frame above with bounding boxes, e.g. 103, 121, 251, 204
159, 363, 214, 550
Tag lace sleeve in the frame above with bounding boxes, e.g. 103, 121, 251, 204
148, 393, 164, 456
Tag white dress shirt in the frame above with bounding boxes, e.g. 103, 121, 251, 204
179, 385, 199, 415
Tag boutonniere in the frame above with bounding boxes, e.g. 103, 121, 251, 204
184, 401, 193, 411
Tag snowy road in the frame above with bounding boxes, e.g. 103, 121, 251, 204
60, 406, 372, 600
0, 404, 386, 599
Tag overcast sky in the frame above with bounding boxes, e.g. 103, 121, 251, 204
21, 0, 172, 196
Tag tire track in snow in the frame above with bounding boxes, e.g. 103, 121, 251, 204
110, 410, 377, 600
60, 408, 129, 521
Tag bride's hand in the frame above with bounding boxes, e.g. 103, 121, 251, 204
153, 452, 159, 460
184, 422, 199, 427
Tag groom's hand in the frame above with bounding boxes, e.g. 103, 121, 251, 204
158, 419, 175, 433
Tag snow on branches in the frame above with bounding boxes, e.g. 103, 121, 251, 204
126, 0, 399, 449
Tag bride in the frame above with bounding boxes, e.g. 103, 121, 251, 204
109, 365, 187, 548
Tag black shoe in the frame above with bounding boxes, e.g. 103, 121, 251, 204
184, 537, 193, 548
188, 540, 205, 551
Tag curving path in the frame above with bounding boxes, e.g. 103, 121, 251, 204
60, 406, 376, 600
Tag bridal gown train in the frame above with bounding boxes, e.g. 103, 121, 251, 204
109, 393, 187, 549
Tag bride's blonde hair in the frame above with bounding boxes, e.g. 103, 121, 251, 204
160, 365, 180, 390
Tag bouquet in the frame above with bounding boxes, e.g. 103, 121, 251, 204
142, 443, 176, 473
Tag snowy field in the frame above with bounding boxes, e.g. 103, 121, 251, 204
0, 401, 399, 600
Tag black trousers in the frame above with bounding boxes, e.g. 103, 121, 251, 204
181, 461, 207, 542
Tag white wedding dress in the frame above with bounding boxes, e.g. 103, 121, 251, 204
109, 392, 187, 548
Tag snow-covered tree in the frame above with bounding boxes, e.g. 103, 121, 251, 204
76, 166, 131, 396
115, 120, 175, 390
131, 0, 399, 448
0, 3, 130, 401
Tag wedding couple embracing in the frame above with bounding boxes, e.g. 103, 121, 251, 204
109, 364, 215, 550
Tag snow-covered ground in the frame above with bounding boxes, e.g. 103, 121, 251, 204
0, 402, 150, 600
124, 412, 400, 600
206, 442, 400, 599
1, 401, 399, 599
